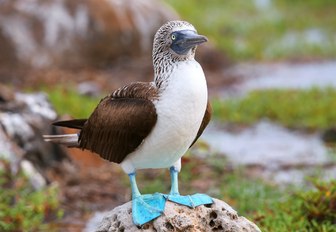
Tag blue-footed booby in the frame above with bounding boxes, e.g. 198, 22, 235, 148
44, 20, 213, 226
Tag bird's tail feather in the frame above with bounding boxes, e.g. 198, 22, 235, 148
43, 134, 79, 147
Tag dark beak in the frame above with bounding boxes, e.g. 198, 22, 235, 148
179, 30, 208, 47
171, 30, 208, 55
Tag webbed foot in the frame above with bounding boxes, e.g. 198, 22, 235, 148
132, 193, 166, 226
166, 193, 213, 208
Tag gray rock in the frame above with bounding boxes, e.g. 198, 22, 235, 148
0, 85, 70, 188
94, 198, 261, 232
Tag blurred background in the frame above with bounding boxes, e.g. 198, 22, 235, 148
0, 0, 335, 231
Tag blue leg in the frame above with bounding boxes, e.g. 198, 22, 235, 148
169, 166, 180, 195
129, 173, 166, 226
166, 167, 213, 208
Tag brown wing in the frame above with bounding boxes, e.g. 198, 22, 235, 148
190, 101, 212, 147
78, 82, 158, 163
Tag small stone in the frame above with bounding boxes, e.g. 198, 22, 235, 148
92, 198, 261, 232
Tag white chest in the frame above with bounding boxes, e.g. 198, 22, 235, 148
121, 61, 208, 173
156, 61, 207, 139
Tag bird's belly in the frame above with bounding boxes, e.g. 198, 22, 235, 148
126, 99, 205, 170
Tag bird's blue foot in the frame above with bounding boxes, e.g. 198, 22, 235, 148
166, 193, 213, 208
129, 173, 167, 226
167, 166, 213, 208
132, 193, 166, 226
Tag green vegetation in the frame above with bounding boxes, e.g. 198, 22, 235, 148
45, 87, 101, 119
222, 175, 336, 231
256, 178, 336, 232
0, 160, 62, 232
164, 0, 336, 60
213, 87, 336, 129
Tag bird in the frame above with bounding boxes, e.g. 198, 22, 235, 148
44, 20, 213, 226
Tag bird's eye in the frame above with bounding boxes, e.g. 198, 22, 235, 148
171, 34, 176, 40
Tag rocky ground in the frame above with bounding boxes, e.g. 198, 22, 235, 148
92, 198, 261, 232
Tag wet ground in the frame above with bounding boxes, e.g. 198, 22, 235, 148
236, 61, 336, 92
202, 121, 336, 185
221, 60, 336, 97
204, 60, 336, 185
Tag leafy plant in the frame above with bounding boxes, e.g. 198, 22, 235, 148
256, 179, 336, 232
0, 160, 62, 232
300, 179, 336, 227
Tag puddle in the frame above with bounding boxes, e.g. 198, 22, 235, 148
203, 121, 328, 167
232, 61, 336, 93
202, 121, 336, 185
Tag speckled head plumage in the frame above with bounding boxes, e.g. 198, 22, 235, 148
153, 21, 195, 57
152, 21, 207, 86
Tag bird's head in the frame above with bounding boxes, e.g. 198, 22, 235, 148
152, 21, 208, 62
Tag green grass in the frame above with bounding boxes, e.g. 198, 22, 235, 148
44, 86, 102, 119
164, 0, 336, 60
213, 87, 336, 129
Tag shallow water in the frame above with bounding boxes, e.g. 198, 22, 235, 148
234, 61, 336, 93
203, 121, 328, 167
202, 121, 336, 185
